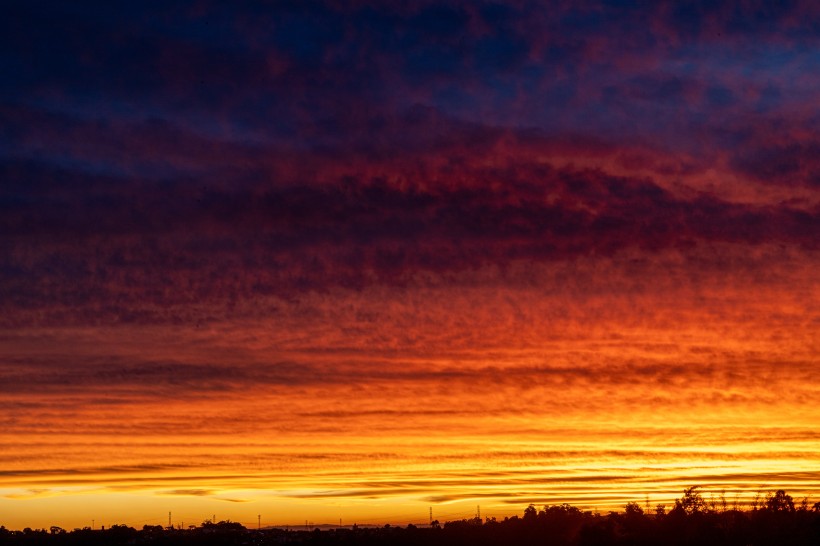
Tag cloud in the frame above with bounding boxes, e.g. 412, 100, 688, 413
3, 489, 55, 500
1, 143, 816, 328
155, 489, 249, 502
159, 489, 214, 497
731, 141, 820, 187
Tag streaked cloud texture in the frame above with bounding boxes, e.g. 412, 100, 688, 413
1, 0, 818, 530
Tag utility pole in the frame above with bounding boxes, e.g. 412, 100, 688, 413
169, 512, 172, 528
429, 507, 432, 525
258, 515, 261, 530
476, 505, 481, 520
92, 520, 94, 530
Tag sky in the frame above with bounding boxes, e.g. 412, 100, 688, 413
1, 0, 819, 531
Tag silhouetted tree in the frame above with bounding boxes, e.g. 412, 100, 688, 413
765, 490, 795, 512
654, 504, 666, 517
674, 486, 707, 515
523, 504, 538, 523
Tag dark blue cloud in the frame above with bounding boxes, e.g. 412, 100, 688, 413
4, 0, 819, 150
2, 0, 819, 327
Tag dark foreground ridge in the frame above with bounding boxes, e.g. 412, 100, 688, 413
3, 489, 820, 546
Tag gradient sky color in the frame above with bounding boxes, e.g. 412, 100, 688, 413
1, 0, 819, 531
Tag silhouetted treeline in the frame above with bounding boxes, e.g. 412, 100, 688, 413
2, 488, 819, 546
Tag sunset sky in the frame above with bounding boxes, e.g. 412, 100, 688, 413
1, 0, 819, 531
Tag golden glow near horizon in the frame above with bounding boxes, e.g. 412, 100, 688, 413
2, 250, 818, 531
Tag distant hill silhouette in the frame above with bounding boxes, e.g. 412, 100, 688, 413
2, 488, 819, 546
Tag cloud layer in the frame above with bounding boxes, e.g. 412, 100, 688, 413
1, 0, 819, 530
